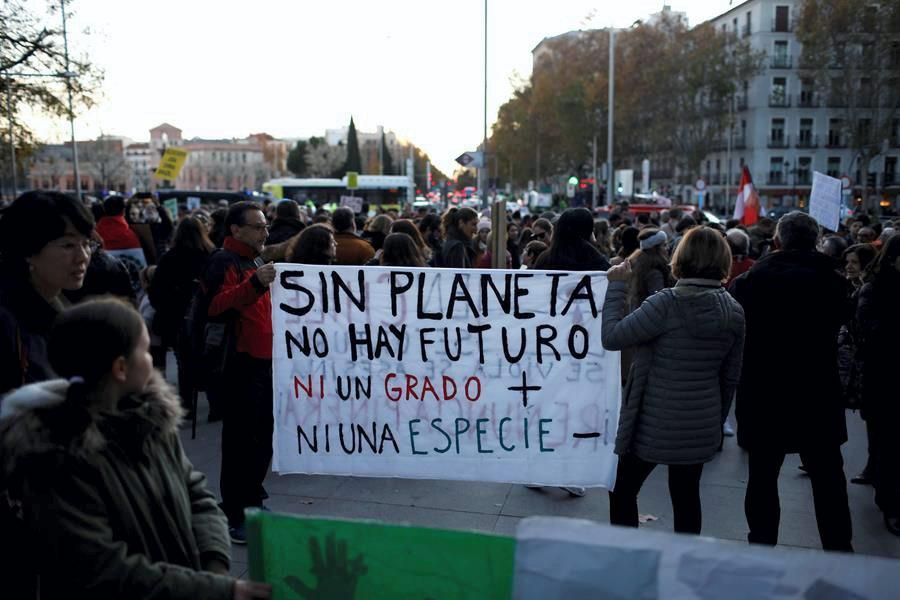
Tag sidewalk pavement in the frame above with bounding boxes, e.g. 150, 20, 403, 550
176, 378, 900, 579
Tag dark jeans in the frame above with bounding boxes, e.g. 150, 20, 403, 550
609, 453, 705, 534
745, 446, 853, 552
220, 353, 274, 526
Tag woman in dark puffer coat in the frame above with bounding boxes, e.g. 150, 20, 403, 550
602, 226, 745, 535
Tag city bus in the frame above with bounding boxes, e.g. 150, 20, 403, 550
263, 175, 413, 211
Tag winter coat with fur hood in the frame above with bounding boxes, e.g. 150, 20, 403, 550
0, 371, 234, 600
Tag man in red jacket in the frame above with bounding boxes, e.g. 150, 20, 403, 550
204, 201, 276, 544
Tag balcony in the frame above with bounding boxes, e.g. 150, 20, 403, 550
797, 92, 819, 108
733, 134, 747, 149
796, 133, 818, 148
770, 54, 792, 69
828, 95, 848, 108
769, 93, 792, 108
795, 172, 812, 186
891, 137, 900, 148
768, 172, 785, 185
743, 23, 752, 37
772, 18, 794, 32
885, 172, 897, 186
826, 135, 847, 149
768, 134, 790, 149
735, 95, 748, 111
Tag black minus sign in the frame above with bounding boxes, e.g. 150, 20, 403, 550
573, 432, 601, 439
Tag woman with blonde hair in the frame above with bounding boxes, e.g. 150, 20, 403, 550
361, 214, 393, 251
602, 226, 745, 535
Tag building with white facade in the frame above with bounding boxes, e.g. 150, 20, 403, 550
703, 0, 899, 212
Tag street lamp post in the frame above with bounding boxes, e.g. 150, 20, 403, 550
60, 0, 81, 200
607, 29, 615, 206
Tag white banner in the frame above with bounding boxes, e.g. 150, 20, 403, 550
270, 266, 621, 487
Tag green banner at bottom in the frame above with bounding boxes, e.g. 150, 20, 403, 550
246, 511, 515, 600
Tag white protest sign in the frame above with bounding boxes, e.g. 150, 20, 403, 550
340, 195, 364, 214
809, 171, 842, 232
270, 266, 621, 487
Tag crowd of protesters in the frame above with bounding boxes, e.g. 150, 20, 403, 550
0, 188, 898, 597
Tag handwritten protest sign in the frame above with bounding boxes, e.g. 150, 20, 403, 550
270, 266, 621, 487
153, 147, 188, 181
247, 511, 514, 599
340, 195, 364, 214
809, 171, 842, 232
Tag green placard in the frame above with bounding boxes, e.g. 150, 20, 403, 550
246, 511, 515, 599
347, 171, 359, 190
163, 198, 178, 222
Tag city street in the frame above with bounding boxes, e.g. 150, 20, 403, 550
173, 359, 900, 579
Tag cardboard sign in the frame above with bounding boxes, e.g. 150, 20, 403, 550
154, 147, 188, 181
270, 266, 621, 487
809, 171, 842, 232
247, 512, 514, 599
340, 195, 364, 214
163, 198, 178, 222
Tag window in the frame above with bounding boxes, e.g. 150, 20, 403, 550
773, 40, 789, 66
797, 157, 812, 185
745, 11, 752, 36
771, 118, 786, 143
733, 17, 738, 33
770, 157, 784, 184
800, 78, 816, 106
828, 119, 844, 147
827, 157, 841, 178
771, 77, 788, 106
893, 119, 900, 146
886, 157, 897, 185
858, 118, 872, 142
799, 118, 814, 146
892, 42, 900, 68
774, 6, 790, 31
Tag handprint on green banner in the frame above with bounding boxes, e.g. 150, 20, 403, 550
284, 533, 368, 599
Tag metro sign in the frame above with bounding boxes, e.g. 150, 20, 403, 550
456, 151, 484, 168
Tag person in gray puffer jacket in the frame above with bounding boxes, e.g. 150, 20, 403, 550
602, 226, 745, 535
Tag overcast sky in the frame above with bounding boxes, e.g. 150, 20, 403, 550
29, 0, 734, 175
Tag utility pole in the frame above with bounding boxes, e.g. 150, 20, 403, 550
607, 29, 615, 206
61, 0, 81, 200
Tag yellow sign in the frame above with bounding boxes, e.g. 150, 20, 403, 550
347, 171, 359, 190
154, 147, 188, 181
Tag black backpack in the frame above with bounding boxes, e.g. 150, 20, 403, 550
185, 250, 259, 389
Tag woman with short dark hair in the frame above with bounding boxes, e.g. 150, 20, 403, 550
602, 226, 745, 535
0, 191, 96, 395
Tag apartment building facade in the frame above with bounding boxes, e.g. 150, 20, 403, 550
704, 0, 899, 212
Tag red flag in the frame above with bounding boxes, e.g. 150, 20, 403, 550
732, 166, 760, 226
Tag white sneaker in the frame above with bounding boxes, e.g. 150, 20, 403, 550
723, 421, 735, 437
561, 486, 586, 498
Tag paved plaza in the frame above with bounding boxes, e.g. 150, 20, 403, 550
173, 361, 900, 578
